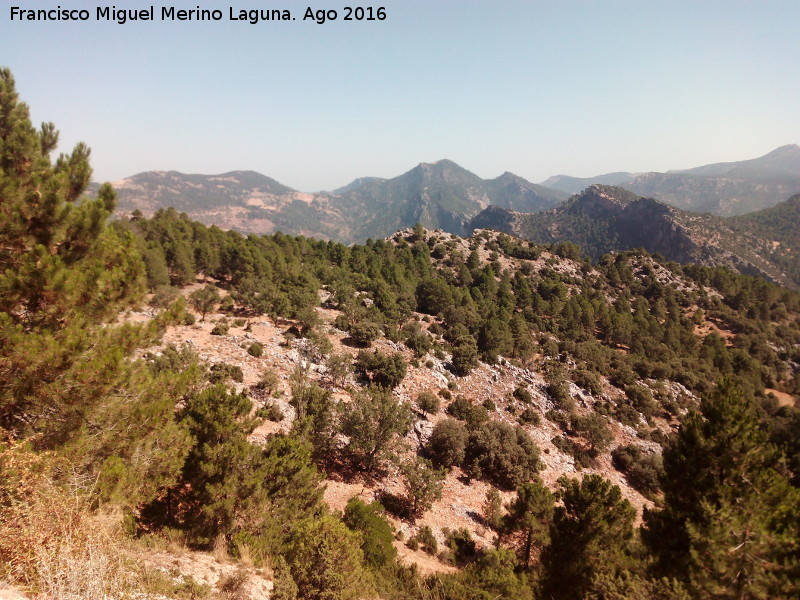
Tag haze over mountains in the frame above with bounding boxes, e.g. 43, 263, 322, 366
108, 145, 800, 287
112, 160, 566, 243
540, 144, 800, 215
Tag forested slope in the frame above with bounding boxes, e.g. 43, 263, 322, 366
2, 68, 800, 600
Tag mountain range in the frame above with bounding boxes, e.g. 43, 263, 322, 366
540, 144, 800, 216
110, 161, 566, 243
105, 146, 800, 287
469, 185, 800, 289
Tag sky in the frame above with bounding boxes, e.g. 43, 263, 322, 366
2, 0, 799, 191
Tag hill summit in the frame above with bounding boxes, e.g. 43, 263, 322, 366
110, 160, 565, 242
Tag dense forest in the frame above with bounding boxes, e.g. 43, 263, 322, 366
2, 68, 799, 599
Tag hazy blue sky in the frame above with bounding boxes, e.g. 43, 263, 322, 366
3, 0, 798, 191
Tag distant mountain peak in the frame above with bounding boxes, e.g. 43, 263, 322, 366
766, 143, 800, 154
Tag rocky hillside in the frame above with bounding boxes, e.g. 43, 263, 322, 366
7, 67, 799, 600
109, 161, 565, 243
125, 224, 797, 580
469, 185, 800, 289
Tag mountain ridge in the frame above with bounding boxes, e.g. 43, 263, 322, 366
538, 145, 800, 215
469, 184, 800, 289
110, 160, 566, 243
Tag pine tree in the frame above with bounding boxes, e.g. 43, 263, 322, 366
188, 284, 220, 321
284, 514, 374, 600
643, 379, 800, 598
501, 478, 554, 567
0, 68, 149, 442
542, 474, 636, 600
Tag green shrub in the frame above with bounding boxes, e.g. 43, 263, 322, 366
248, 341, 264, 357
464, 422, 541, 489
571, 412, 613, 453
444, 527, 476, 565
218, 296, 235, 313
447, 396, 489, 426
427, 419, 469, 469
211, 319, 230, 336
513, 385, 532, 404
349, 320, 382, 346
208, 362, 244, 384
552, 435, 593, 469
417, 391, 440, 415
625, 384, 657, 419
253, 368, 279, 393
611, 444, 664, 498
355, 350, 407, 389
519, 407, 541, 426
257, 402, 283, 422
413, 525, 438, 555
343, 498, 397, 568
451, 336, 479, 375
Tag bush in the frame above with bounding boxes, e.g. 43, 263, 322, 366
326, 352, 353, 387
355, 350, 407, 389
572, 368, 603, 395
464, 422, 541, 489
343, 498, 397, 568
284, 515, 374, 600
572, 412, 613, 453
447, 396, 489, 426
519, 407, 541, 426
208, 362, 244, 384
625, 384, 657, 419
257, 402, 283, 422
611, 444, 664, 498
417, 391, 440, 416
403, 322, 433, 357
444, 528, 476, 565
451, 336, 479, 375
513, 385, 532, 404
410, 525, 438, 555
400, 457, 445, 517
547, 377, 574, 411
252, 368, 279, 394
340, 386, 413, 472
218, 296, 235, 314
552, 435, 593, 469
427, 419, 469, 469
349, 320, 382, 346
248, 342, 264, 357
211, 319, 230, 336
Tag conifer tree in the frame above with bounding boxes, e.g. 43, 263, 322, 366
0, 68, 149, 441
501, 478, 554, 567
542, 474, 636, 600
188, 283, 221, 321
643, 379, 800, 598
284, 514, 374, 600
